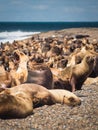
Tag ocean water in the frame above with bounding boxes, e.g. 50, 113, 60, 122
0, 22, 98, 43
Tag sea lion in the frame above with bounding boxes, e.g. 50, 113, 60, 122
53, 54, 95, 92
68, 46, 98, 77
0, 65, 11, 88
9, 50, 29, 87
0, 83, 81, 119
84, 77, 98, 85
49, 89, 81, 106
26, 64, 53, 89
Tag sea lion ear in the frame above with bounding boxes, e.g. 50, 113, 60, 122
20, 52, 24, 56
68, 97, 75, 102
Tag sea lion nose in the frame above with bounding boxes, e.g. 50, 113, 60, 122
78, 99, 81, 105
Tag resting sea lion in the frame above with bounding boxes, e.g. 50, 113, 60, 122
84, 77, 98, 85
26, 64, 53, 89
0, 83, 81, 119
49, 89, 81, 106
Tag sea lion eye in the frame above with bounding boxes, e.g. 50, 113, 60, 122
20, 52, 24, 56
68, 97, 75, 102
86, 56, 90, 59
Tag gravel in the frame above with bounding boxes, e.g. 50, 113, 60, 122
0, 84, 98, 130
0, 28, 98, 130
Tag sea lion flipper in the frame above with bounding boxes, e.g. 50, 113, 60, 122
70, 74, 76, 92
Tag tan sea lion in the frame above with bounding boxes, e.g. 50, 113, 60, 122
54, 54, 95, 92
49, 89, 81, 106
9, 50, 29, 87
84, 77, 98, 85
68, 46, 98, 77
0, 83, 81, 119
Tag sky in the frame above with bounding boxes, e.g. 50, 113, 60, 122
0, 0, 98, 22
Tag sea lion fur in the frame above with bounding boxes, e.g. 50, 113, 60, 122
54, 54, 95, 91
0, 83, 81, 119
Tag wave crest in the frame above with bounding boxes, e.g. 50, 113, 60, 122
0, 30, 40, 43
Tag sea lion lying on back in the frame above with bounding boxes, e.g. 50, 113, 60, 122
53, 54, 95, 92
0, 83, 81, 119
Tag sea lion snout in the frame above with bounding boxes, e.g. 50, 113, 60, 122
90, 56, 95, 62
68, 96, 81, 106
86, 55, 95, 64
13, 51, 20, 61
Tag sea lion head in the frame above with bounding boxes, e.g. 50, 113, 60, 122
51, 46, 62, 56
67, 96, 81, 106
13, 50, 29, 63
85, 55, 95, 65
62, 94, 81, 106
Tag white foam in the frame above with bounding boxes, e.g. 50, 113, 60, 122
0, 30, 40, 43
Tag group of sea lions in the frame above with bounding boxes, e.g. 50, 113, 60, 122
0, 84, 81, 119
0, 33, 98, 119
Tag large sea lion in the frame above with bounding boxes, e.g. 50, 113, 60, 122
53, 54, 95, 92
68, 46, 98, 77
26, 64, 53, 89
0, 83, 81, 119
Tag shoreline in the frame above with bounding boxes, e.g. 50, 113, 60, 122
1, 27, 98, 44
15, 27, 98, 46
34, 27, 98, 41
0, 27, 98, 130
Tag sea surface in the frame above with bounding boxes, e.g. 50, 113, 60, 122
0, 22, 98, 43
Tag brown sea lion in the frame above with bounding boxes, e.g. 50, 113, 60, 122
68, 46, 98, 77
26, 64, 53, 89
0, 65, 11, 88
54, 55, 95, 92
0, 83, 81, 119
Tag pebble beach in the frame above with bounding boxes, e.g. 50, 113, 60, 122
0, 28, 98, 130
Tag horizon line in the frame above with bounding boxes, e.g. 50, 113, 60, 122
0, 21, 98, 22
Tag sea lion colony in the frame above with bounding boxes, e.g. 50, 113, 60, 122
0, 33, 98, 118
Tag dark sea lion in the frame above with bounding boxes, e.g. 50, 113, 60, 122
26, 64, 53, 89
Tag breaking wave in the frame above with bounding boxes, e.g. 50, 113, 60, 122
0, 30, 40, 43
